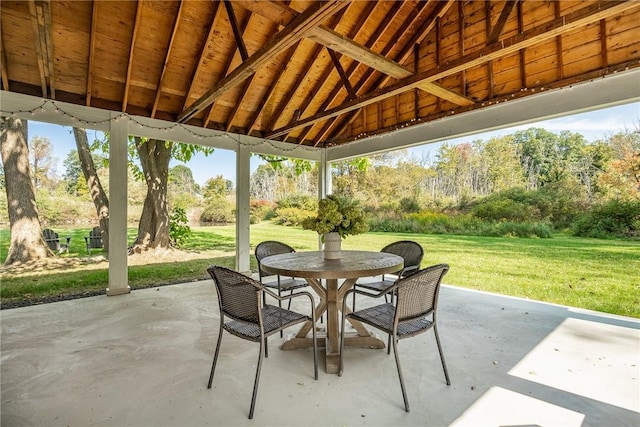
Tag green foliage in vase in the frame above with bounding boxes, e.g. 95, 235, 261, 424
301, 194, 369, 239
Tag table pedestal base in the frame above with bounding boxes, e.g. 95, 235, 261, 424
281, 331, 385, 374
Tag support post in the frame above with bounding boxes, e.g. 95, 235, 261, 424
236, 141, 251, 273
107, 114, 130, 296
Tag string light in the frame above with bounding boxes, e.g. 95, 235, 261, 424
0, 98, 318, 154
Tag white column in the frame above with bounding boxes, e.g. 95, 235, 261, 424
315, 148, 332, 250
106, 114, 130, 296
235, 142, 251, 273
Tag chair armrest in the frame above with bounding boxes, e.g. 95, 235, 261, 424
262, 288, 317, 323
399, 264, 419, 277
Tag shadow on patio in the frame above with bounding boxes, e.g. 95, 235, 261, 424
1, 279, 638, 426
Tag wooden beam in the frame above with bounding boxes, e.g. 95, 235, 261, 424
86, 0, 98, 106
290, 1, 377, 143
313, 0, 454, 144
151, 1, 184, 117
203, 10, 253, 128
600, 19, 609, 68
0, 32, 9, 90
122, 1, 143, 112
28, 0, 48, 97
245, 43, 299, 133
178, 0, 348, 123
181, 2, 224, 111
327, 48, 356, 99
268, 0, 639, 139
487, 0, 519, 44
307, 24, 473, 106
224, 0, 249, 61
260, 5, 349, 133
324, 0, 456, 143
306, 1, 424, 145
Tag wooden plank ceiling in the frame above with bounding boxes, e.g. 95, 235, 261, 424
1, 0, 639, 148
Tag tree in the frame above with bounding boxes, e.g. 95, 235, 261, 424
203, 175, 231, 199
168, 165, 199, 210
29, 136, 56, 192
73, 127, 110, 252
62, 150, 82, 195
1, 117, 52, 264
129, 137, 213, 253
598, 129, 640, 199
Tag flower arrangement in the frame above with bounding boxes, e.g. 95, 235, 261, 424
302, 194, 369, 240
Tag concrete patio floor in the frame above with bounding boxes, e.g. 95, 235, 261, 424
1, 278, 638, 427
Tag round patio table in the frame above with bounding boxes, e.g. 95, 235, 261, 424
260, 250, 403, 374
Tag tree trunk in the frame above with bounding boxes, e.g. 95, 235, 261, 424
72, 127, 110, 253
129, 137, 172, 253
1, 117, 53, 264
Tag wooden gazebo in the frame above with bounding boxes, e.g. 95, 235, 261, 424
2, 0, 639, 294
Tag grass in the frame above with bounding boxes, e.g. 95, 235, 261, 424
1, 222, 639, 317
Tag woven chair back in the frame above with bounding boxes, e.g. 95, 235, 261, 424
395, 264, 449, 322
207, 266, 261, 323
381, 241, 424, 275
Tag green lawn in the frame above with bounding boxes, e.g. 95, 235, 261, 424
1, 223, 639, 317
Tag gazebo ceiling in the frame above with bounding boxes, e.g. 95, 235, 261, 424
1, 0, 639, 149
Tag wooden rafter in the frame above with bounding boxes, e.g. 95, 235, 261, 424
487, 0, 519, 44
178, 0, 348, 123
0, 34, 9, 90
86, 0, 98, 106
151, 1, 185, 117
306, 1, 409, 145
122, 1, 144, 112
260, 5, 349, 132
313, 0, 452, 145
181, 2, 224, 111
327, 48, 356, 99
245, 43, 299, 134
224, 0, 249, 62
264, 3, 357, 140
203, 10, 253, 128
28, 0, 54, 98
321, 0, 456, 145
308, 25, 473, 107
226, 9, 282, 132
268, 0, 638, 139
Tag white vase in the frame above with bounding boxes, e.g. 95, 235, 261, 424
323, 232, 342, 259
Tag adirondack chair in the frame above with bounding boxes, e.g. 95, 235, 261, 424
43, 228, 71, 254
84, 226, 104, 254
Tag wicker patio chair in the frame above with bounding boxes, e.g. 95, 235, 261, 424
339, 263, 451, 412
206, 265, 318, 419
351, 240, 424, 312
255, 241, 313, 333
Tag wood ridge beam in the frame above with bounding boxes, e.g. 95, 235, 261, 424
267, 0, 638, 139
178, 0, 348, 123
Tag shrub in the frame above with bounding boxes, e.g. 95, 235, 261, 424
399, 197, 421, 213
277, 194, 317, 211
572, 199, 640, 239
169, 207, 192, 247
201, 198, 234, 223
250, 199, 276, 222
273, 207, 315, 227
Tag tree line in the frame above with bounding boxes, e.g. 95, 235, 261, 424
1, 117, 638, 266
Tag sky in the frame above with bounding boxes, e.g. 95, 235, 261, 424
28, 102, 639, 187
